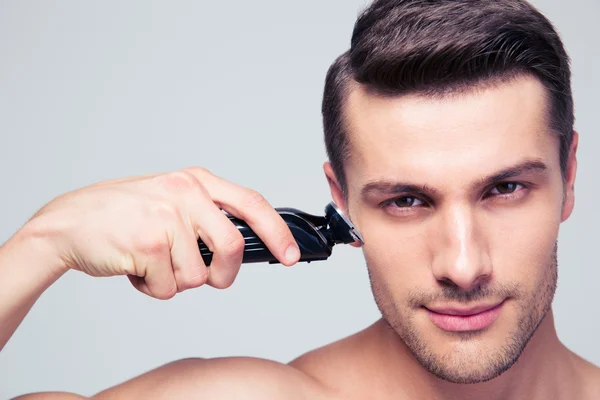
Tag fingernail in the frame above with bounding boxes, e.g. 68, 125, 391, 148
285, 244, 300, 264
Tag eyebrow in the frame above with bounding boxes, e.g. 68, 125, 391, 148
360, 159, 549, 200
470, 159, 548, 191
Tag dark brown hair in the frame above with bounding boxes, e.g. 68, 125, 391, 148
322, 0, 574, 197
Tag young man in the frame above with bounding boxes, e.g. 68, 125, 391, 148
2, 0, 599, 398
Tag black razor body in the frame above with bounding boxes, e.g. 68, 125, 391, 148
198, 202, 363, 266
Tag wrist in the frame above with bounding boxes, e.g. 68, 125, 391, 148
0, 217, 70, 351
2, 217, 70, 280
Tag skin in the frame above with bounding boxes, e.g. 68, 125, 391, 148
338, 74, 565, 385
3, 74, 599, 400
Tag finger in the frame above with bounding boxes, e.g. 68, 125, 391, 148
150, 169, 246, 289
187, 191, 245, 289
125, 227, 178, 299
169, 216, 209, 292
185, 168, 300, 266
128, 248, 178, 300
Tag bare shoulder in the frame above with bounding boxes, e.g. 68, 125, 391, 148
567, 350, 600, 399
581, 357, 600, 399
88, 356, 338, 400
12, 357, 340, 400
11, 329, 379, 400
13, 325, 379, 400
289, 325, 381, 400
11, 393, 87, 400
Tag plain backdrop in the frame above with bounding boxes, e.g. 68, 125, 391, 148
0, 0, 598, 397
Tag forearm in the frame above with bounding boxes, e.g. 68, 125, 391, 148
0, 222, 67, 351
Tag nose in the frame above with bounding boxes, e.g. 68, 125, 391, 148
431, 204, 492, 291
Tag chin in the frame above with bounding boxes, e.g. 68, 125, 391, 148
388, 303, 549, 385
422, 337, 518, 384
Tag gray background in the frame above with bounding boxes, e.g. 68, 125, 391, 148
0, 0, 597, 397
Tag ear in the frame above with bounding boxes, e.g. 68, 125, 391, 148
323, 161, 346, 209
561, 130, 578, 222
323, 162, 362, 247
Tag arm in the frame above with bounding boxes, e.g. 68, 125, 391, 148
1, 167, 299, 352
0, 221, 67, 352
3, 167, 303, 398
91, 357, 334, 400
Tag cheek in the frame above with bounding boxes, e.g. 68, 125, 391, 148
359, 214, 432, 294
486, 200, 561, 287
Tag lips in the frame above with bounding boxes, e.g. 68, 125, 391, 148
425, 301, 505, 332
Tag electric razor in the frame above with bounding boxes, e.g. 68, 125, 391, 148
198, 201, 364, 265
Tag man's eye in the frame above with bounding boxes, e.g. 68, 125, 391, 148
392, 196, 425, 207
489, 182, 523, 195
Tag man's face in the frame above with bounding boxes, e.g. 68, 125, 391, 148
329, 74, 576, 383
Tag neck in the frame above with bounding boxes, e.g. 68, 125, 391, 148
371, 309, 575, 400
